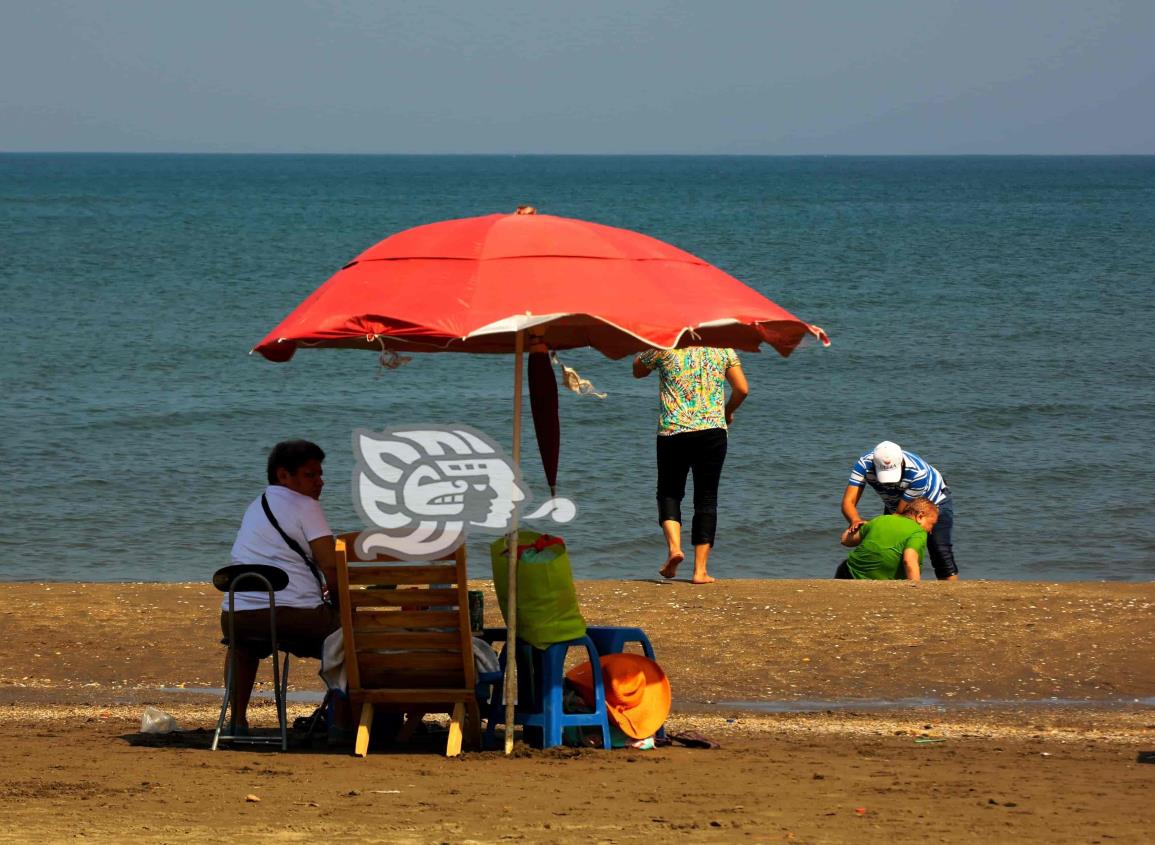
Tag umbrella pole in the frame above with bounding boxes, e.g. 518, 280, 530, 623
503, 330, 525, 755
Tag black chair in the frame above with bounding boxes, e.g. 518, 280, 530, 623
211, 564, 291, 751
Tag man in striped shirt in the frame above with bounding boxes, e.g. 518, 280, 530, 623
840, 441, 959, 580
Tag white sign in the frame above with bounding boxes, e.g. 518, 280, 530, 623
351, 426, 576, 559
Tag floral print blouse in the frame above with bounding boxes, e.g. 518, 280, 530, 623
635, 347, 740, 435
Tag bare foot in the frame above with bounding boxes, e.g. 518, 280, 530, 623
659, 551, 684, 579
691, 574, 716, 584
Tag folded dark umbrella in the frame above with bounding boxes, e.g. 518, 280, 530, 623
528, 349, 560, 496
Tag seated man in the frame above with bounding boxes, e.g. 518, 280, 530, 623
834, 497, 939, 581
221, 440, 348, 735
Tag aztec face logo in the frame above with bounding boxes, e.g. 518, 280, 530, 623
352, 426, 574, 558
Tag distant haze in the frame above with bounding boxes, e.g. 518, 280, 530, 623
3, 0, 1153, 154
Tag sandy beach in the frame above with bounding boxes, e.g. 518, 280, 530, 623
2, 578, 1153, 843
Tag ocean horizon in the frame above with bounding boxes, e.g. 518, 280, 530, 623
5, 151, 1153, 158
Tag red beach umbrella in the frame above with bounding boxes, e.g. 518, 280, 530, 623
253, 207, 829, 753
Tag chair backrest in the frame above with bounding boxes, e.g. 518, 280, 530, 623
334, 532, 476, 700
212, 563, 289, 593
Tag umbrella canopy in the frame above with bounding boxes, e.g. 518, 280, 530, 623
253, 211, 828, 363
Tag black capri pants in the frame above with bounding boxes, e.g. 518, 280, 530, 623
656, 427, 728, 547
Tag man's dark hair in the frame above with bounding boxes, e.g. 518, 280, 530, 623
267, 440, 325, 485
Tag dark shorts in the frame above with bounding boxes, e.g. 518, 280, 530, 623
219, 604, 340, 659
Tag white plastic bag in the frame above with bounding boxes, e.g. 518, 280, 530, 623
140, 706, 178, 734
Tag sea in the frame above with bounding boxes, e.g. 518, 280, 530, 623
2, 154, 1153, 583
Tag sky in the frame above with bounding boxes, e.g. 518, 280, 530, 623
2, 0, 1153, 154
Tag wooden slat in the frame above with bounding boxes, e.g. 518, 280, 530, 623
352, 630, 462, 650
346, 548, 458, 564
356, 688, 475, 704
347, 588, 460, 609
357, 669, 466, 690
356, 650, 464, 671
355, 702, 454, 717
336, 532, 458, 564
352, 610, 461, 630
346, 564, 459, 586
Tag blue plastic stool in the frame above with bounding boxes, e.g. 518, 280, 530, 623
585, 626, 666, 740
516, 636, 611, 749
482, 634, 611, 749
585, 626, 657, 660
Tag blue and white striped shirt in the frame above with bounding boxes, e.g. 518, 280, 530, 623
848, 450, 950, 512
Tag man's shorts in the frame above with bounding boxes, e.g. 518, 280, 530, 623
219, 604, 340, 659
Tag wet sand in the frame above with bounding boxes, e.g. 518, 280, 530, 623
1, 579, 1153, 843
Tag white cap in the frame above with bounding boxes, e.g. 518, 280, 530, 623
872, 441, 903, 484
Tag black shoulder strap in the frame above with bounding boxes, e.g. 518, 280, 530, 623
261, 493, 326, 595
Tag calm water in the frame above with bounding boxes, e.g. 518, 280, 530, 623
2, 154, 1153, 582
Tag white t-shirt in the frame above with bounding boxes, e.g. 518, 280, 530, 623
224, 484, 332, 611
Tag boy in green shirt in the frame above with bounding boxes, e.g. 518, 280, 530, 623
834, 498, 939, 580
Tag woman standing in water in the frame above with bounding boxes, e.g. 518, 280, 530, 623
633, 347, 748, 584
